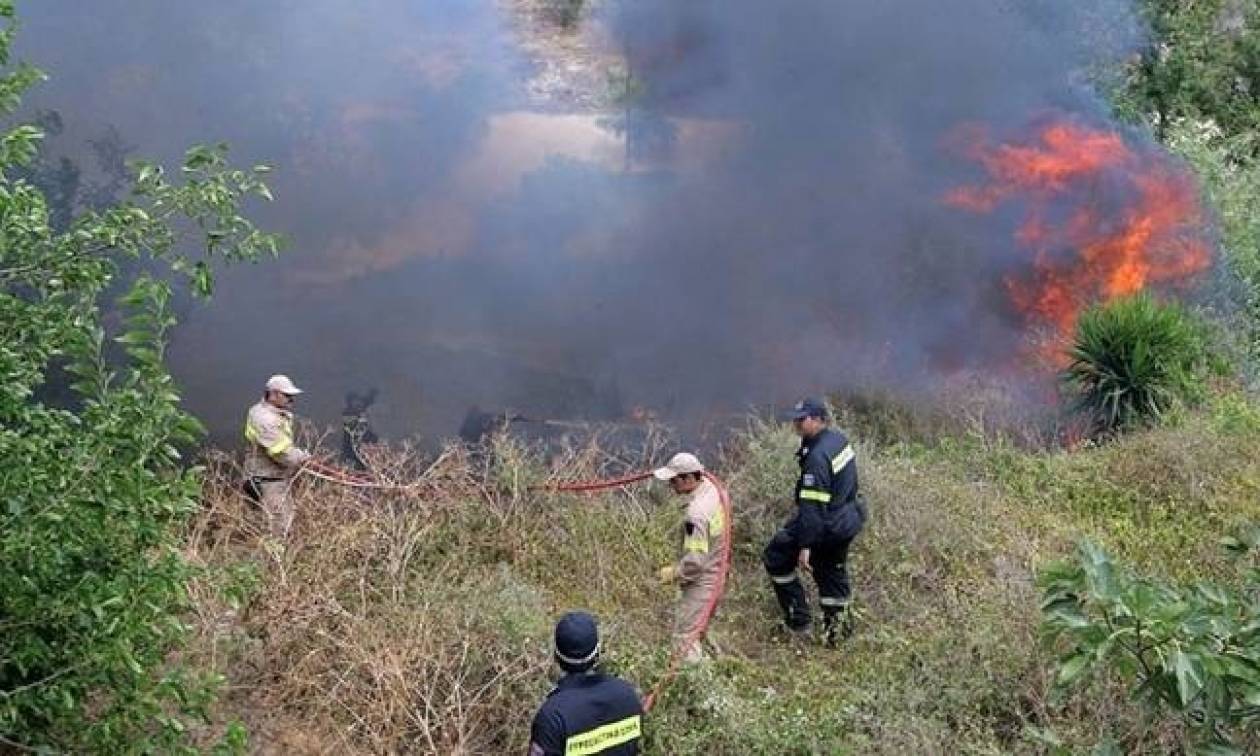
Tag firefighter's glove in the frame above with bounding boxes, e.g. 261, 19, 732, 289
658, 565, 678, 585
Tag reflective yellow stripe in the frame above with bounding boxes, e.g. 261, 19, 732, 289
708, 508, 725, 538
684, 536, 708, 553
564, 715, 641, 755
800, 489, 832, 503
831, 445, 855, 473
246, 415, 293, 457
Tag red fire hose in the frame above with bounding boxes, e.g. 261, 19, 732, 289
308, 460, 735, 711
300, 458, 417, 490
538, 470, 655, 491
537, 470, 734, 713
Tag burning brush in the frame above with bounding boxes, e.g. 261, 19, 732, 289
945, 117, 1213, 364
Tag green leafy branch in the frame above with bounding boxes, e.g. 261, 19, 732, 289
1038, 529, 1260, 754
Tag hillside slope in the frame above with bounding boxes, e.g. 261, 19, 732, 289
185, 397, 1260, 754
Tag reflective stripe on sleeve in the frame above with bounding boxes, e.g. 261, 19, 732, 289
831, 445, 855, 473
564, 715, 642, 756
799, 489, 832, 503
246, 415, 294, 457
708, 508, 725, 538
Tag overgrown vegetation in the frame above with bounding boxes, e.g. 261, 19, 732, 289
1115, 0, 1260, 359
1166, 118, 1260, 356
1112, 0, 1260, 142
183, 403, 1260, 754
4, 0, 1260, 753
0, 1, 280, 749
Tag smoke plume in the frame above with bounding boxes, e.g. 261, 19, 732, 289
16, 0, 1210, 439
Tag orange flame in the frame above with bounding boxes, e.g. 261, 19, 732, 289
946, 119, 1211, 362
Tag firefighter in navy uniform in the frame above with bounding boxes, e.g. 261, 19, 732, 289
529, 612, 643, 756
763, 398, 868, 645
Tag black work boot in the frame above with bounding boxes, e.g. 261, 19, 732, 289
771, 577, 811, 633
822, 606, 854, 647
779, 602, 812, 644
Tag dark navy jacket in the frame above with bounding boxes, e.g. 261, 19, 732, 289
529, 671, 643, 756
789, 427, 862, 547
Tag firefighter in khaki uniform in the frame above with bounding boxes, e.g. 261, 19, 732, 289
654, 452, 725, 663
243, 375, 311, 538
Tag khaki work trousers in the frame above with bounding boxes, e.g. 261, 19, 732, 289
257, 480, 295, 538
674, 578, 719, 663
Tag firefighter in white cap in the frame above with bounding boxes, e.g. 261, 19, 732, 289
243, 375, 311, 538
654, 452, 726, 663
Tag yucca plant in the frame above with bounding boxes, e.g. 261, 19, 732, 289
1064, 294, 1207, 435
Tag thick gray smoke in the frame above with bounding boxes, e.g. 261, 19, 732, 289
16, 0, 1141, 440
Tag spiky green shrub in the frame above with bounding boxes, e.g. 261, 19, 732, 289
1064, 294, 1209, 435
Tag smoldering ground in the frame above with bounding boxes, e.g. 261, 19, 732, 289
16, 0, 1170, 441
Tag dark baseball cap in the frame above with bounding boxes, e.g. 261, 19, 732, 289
790, 397, 829, 421
554, 611, 600, 671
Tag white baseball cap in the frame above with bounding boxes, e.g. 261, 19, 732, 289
265, 374, 304, 395
653, 452, 705, 481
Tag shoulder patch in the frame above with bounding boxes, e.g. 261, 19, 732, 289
802, 473, 816, 486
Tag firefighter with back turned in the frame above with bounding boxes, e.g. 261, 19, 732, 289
528, 611, 643, 756
763, 397, 867, 645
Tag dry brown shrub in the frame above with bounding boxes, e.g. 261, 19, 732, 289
186, 444, 554, 754
185, 427, 681, 755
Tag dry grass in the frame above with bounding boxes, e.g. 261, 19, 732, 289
183, 402, 1260, 754
185, 429, 682, 754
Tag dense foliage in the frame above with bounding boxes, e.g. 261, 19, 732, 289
1116, 1, 1260, 357
1039, 533, 1260, 754
1114, 0, 1260, 142
1166, 118, 1260, 357
0, 1, 280, 749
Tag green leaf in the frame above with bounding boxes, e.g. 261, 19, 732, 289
1172, 649, 1205, 706
191, 261, 213, 297
1057, 651, 1094, 688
